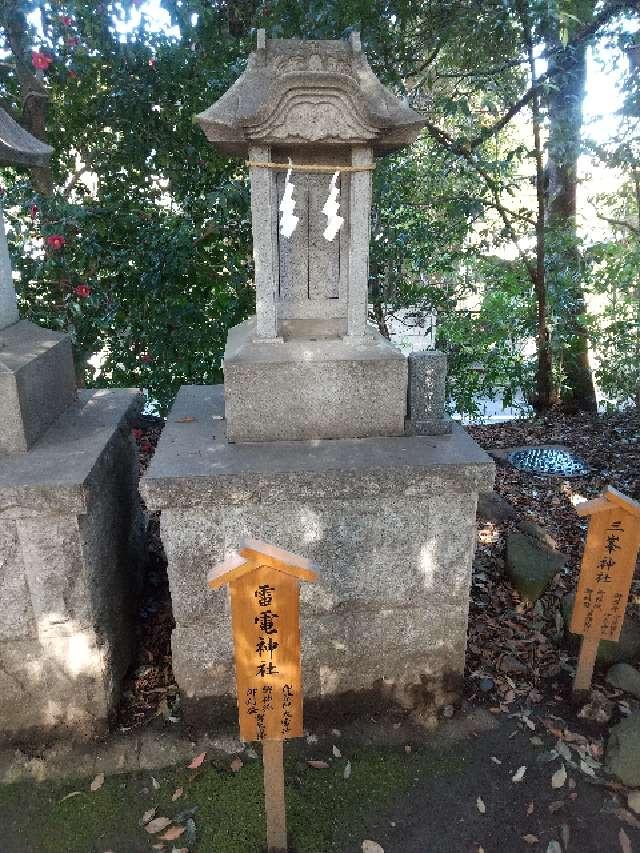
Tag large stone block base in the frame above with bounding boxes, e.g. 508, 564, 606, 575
223, 317, 408, 442
141, 385, 495, 727
0, 388, 144, 740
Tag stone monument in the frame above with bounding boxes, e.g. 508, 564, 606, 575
142, 33, 495, 725
0, 108, 143, 739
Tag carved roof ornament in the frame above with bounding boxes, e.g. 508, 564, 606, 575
195, 31, 426, 155
0, 107, 52, 169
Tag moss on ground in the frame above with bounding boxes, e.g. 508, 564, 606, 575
0, 743, 466, 853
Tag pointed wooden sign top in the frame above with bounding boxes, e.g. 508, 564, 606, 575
207, 538, 319, 590
571, 487, 640, 693
207, 538, 319, 743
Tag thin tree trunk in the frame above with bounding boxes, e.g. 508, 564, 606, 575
634, 169, 640, 407
522, 7, 554, 410
545, 4, 597, 412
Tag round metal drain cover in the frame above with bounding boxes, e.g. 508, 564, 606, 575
506, 447, 589, 477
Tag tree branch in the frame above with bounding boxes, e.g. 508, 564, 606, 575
422, 0, 632, 154
596, 213, 640, 236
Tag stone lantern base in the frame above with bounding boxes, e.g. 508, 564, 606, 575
141, 384, 495, 727
0, 388, 144, 741
223, 318, 408, 442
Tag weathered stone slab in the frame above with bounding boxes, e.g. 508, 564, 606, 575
142, 384, 495, 723
143, 384, 495, 508
0, 388, 144, 741
223, 318, 408, 442
0, 320, 76, 453
407, 349, 451, 435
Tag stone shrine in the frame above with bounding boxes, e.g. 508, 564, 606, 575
0, 109, 143, 739
142, 33, 495, 725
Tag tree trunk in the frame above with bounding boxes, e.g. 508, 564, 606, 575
545, 6, 597, 412
522, 4, 555, 410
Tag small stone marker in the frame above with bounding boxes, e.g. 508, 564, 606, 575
571, 487, 640, 693
208, 538, 319, 853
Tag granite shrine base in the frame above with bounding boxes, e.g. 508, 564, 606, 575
141, 384, 495, 727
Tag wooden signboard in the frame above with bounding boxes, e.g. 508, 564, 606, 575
208, 538, 319, 852
571, 487, 640, 693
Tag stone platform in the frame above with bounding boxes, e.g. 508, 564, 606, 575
0, 388, 144, 740
223, 318, 408, 442
141, 384, 495, 725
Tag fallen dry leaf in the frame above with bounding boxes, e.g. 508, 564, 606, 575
527, 802, 534, 815
551, 764, 567, 789
145, 816, 172, 834
60, 791, 82, 803
523, 835, 539, 844
361, 842, 384, 853
90, 773, 104, 792
333, 744, 342, 758
160, 825, 186, 841
151, 776, 160, 790
614, 809, 640, 830
171, 787, 184, 801
188, 752, 206, 770
230, 757, 243, 773
628, 790, 640, 815
512, 765, 527, 783
344, 761, 352, 780
476, 796, 486, 814
175, 416, 195, 423
141, 807, 157, 825
619, 828, 632, 853
307, 760, 330, 769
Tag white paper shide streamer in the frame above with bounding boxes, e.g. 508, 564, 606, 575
322, 170, 344, 242
279, 158, 299, 238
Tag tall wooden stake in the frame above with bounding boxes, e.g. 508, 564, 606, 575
208, 539, 319, 853
570, 487, 640, 695
574, 636, 599, 694
263, 739, 287, 852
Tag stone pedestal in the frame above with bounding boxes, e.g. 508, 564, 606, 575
224, 318, 407, 442
0, 388, 144, 740
141, 385, 495, 725
0, 320, 77, 453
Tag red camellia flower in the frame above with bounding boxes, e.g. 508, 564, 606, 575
30, 204, 38, 220
32, 51, 53, 71
73, 284, 92, 298
139, 352, 152, 364
148, 58, 156, 67
68, 69, 78, 79
131, 427, 143, 441
59, 15, 73, 26
46, 234, 65, 250
65, 36, 79, 47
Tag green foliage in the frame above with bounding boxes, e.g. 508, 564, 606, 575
587, 237, 640, 408
0, 0, 634, 416
3, 1, 256, 412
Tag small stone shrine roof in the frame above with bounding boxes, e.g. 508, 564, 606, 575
195, 32, 426, 155
0, 107, 53, 169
